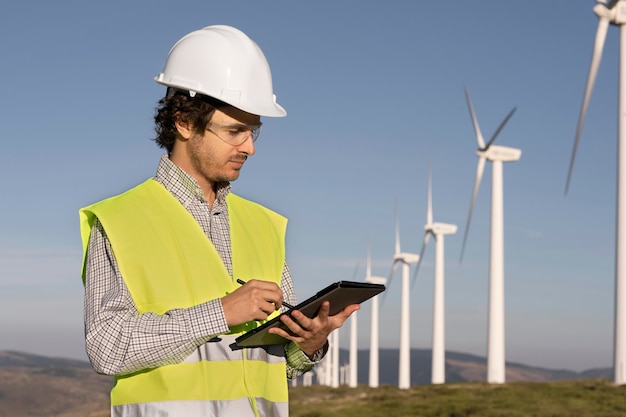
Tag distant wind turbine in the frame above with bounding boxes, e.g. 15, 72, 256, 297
331, 329, 339, 387
413, 165, 457, 384
364, 239, 387, 388
388, 203, 420, 389
566, 0, 626, 385
460, 86, 520, 384
319, 328, 340, 386
348, 263, 360, 388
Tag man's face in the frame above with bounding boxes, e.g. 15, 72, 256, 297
174, 107, 261, 188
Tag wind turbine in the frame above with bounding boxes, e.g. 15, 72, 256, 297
566, 0, 626, 385
348, 263, 360, 388
331, 329, 339, 387
348, 304, 358, 388
460, 86, 520, 384
364, 240, 387, 388
388, 203, 420, 389
319, 326, 340, 387
413, 166, 457, 384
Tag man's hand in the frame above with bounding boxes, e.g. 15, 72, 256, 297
267, 301, 360, 357
221, 279, 284, 326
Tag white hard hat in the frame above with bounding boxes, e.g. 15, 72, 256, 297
155, 25, 286, 117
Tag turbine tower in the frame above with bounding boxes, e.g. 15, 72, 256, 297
566, 0, 626, 385
388, 203, 420, 389
460, 86, 520, 384
348, 263, 360, 388
413, 166, 457, 384
364, 240, 387, 388
348, 305, 358, 388
331, 329, 339, 387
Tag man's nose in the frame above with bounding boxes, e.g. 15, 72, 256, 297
238, 135, 256, 155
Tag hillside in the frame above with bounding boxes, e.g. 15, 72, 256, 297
288, 380, 626, 417
292, 348, 612, 385
0, 351, 112, 417
0, 349, 613, 417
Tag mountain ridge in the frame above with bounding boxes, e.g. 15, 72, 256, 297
315, 348, 612, 385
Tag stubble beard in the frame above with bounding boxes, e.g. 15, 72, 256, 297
190, 148, 245, 184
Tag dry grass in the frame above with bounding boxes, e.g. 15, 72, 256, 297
289, 380, 626, 417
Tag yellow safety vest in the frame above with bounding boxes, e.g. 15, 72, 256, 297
80, 179, 289, 417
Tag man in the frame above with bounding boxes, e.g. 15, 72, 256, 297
79, 25, 358, 417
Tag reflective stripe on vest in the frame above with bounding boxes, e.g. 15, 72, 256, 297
79, 179, 289, 417
112, 397, 288, 417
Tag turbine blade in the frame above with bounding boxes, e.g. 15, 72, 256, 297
394, 201, 401, 254
366, 237, 372, 279
388, 261, 399, 288
427, 164, 433, 225
412, 232, 431, 289
382, 261, 400, 304
464, 86, 486, 149
484, 106, 517, 149
566, 14, 610, 195
460, 156, 486, 263
352, 262, 360, 281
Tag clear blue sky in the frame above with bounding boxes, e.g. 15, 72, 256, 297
0, 1, 619, 373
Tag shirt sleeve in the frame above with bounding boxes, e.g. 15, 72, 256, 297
284, 340, 329, 379
84, 218, 231, 375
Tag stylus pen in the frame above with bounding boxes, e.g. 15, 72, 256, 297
236, 279, 296, 310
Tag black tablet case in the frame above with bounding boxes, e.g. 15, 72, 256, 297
235, 280, 386, 347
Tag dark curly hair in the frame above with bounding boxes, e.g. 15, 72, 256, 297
152, 89, 227, 153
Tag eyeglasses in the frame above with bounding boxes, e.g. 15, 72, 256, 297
205, 121, 263, 146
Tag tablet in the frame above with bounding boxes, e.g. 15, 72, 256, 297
235, 280, 386, 347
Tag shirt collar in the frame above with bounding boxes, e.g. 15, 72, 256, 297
154, 154, 231, 206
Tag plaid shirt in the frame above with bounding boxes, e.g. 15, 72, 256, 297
83, 154, 320, 378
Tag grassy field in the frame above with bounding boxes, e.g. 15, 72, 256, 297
75, 379, 626, 417
288, 380, 626, 417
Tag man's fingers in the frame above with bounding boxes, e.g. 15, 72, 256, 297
315, 301, 330, 320
223, 279, 286, 326
280, 312, 306, 332
239, 279, 284, 308
333, 304, 361, 321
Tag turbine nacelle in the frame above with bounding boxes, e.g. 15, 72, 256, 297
595, 1, 625, 24
426, 222, 458, 236
477, 145, 522, 162
365, 276, 387, 285
393, 252, 420, 264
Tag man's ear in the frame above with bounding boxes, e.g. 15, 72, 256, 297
175, 118, 194, 140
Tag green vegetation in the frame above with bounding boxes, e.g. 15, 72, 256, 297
288, 380, 626, 417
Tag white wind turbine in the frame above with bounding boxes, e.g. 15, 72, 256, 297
331, 329, 339, 387
319, 328, 340, 387
348, 263, 360, 388
364, 240, 387, 388
566, 0, 626, 385
388, 203, 420, 389
413, 166, 457, 384
348, 304, 358, 388
460, 86, 520, 384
